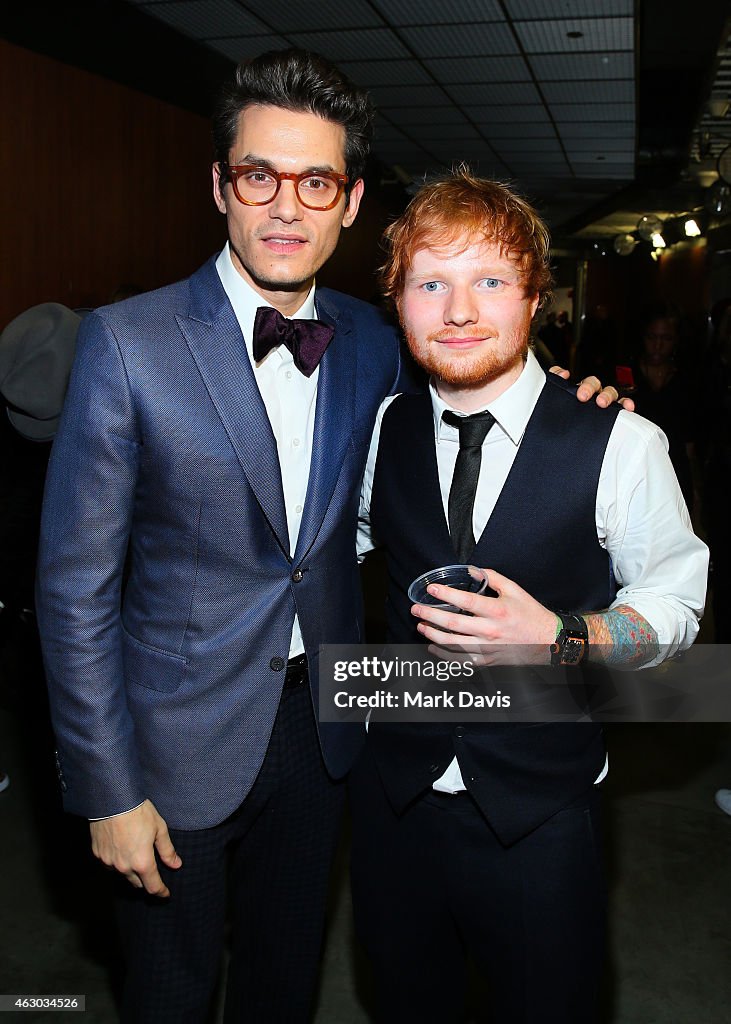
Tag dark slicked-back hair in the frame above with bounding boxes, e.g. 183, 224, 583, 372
212, 48, 374, 184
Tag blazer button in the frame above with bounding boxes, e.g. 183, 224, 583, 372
270, 657, 285, 671
54, 750, 67, 790
454, 726, 466, 738
429, 763, 441, 774
291, 569, 304, 583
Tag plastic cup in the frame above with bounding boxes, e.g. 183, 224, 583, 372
408, 564, 488, 614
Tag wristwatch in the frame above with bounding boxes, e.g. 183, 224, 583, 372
550, 612, 588, 667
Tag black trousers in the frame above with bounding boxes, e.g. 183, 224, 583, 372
115, 682, 345, 1023
349, 745, 606, 1024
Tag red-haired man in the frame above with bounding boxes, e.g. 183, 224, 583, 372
353, 168, 708, 1024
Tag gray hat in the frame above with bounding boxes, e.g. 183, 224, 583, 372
0, 303, 81, 441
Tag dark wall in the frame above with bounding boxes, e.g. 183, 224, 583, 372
0, 38, 226, 325
0, 37, 396, 328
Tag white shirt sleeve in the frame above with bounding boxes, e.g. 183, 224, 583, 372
357, 395, 400, 561
596, 410, 709, 658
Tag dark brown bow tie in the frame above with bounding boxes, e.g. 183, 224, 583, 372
252, 306, 335, 378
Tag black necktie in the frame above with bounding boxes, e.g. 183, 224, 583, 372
252, 306, 335, 378
443, 409, 496, 562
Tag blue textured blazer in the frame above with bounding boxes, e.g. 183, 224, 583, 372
36, 255, 403, 829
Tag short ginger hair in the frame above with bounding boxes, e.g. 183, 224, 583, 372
380, 166, 553, 307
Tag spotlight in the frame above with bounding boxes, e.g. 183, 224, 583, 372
637, 214, 663, 241
651, 232, 666, 248
684, 218, 701, 237
613, 234, 637, 256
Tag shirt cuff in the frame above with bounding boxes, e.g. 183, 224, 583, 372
89, 800, 146, 821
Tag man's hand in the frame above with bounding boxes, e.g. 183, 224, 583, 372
90, 799, 182, 897
549, 366, 635, 411
411, 568, 558, 663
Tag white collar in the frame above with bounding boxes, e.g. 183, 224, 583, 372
430, 349, 546, 446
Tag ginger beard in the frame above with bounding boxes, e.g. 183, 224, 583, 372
396, 237, 541, 392
400, 309, 533, 387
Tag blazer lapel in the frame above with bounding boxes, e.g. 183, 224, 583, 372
177, 259, 290, 555
294, 291, 355, 562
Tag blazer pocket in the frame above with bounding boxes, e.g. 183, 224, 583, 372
121, 626, 188, 693
349, 424, 372, 454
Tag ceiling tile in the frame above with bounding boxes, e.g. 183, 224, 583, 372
542, 80, 634, 104
479, 122, 558, 139
288, 29, 410, 60
369, 84, 449, 107
528, 51, 634, 79
338, 60, 433, 86
557, 121, 635, 139
494, 137, 563, 154
423, 56, 531, 83
507, 153, 569, 165
515, 17, 633, 53
387, 107, 470, 125
374, 146, 436, 164
145, 0, 270, 39
567, 151, 634, 164
208, 35, 291, 61
446, 82, 542, 105
373, 120, 412, 141
399, 22, 519, 58
426, 145, 501, 164
505, 0, 633, 16
466, 105, 550, 123
570, 163, 633, 178
562, 137, 634, 153
373, 139, 433, 154
550, 102, 634, 122
415, 124, 483, 140
370, 0, 504, 26
238, 0, 385, 32
509, 158, 571, 174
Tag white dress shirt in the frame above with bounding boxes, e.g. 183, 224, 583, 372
217, 242, 320, 659
358, 350, 709, 792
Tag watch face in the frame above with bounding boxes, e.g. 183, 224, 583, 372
562, 636, 586, 665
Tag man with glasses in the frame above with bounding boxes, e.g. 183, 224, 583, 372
37, 48, 621, 1024
37, 48, 398, 1023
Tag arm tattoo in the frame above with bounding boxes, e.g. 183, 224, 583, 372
585, 604, 659, 667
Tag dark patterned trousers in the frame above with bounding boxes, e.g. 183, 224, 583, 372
115, 682, 345, 1023
350, 743, 606, 1024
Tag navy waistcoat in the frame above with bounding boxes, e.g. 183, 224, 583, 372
368, 371, 620, 845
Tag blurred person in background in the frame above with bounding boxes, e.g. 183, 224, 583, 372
631, 305, 697, 515
698, 298, 731, 641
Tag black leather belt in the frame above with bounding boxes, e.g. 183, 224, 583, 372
283, 654, 308, 688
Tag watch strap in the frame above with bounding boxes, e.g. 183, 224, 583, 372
550, 612, 588, 667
